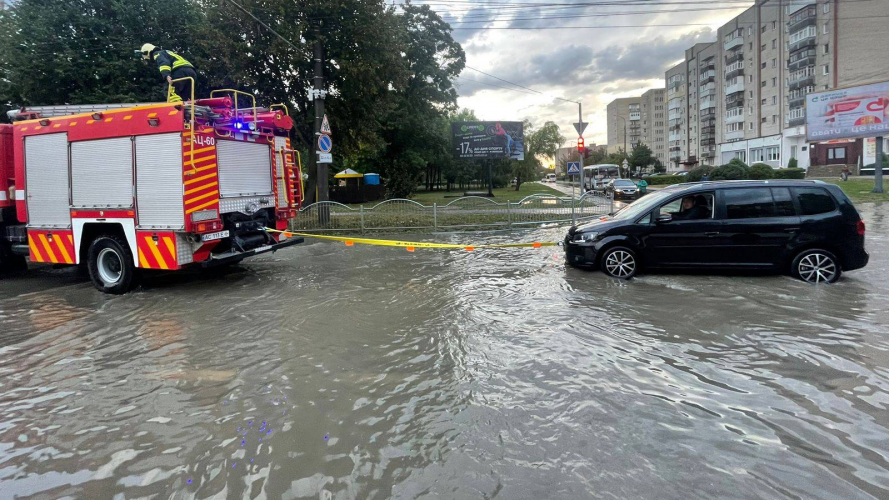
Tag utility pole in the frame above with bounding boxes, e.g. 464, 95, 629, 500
312, 35, 328, 204
579, 103, 584, 192
874, 136, 884, 194
487, 159, 494, 197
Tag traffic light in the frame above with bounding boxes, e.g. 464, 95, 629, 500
577, 137, 585, 152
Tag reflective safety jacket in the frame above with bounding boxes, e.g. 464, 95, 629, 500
153, 50, 194, 79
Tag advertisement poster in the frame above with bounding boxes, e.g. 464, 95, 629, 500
451, 122, 525, 160
807, 80, 889, 141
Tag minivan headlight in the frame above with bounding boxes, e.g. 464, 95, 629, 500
574, 231, 598, 242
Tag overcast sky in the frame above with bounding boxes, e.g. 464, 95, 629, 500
409, 0, 752, 146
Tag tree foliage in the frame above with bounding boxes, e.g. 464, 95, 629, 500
512, 120, 563, 190
628, 142, 655, 174
0, 0, 466, 199
749, 163, 774, 179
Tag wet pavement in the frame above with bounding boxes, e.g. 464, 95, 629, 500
1, 204, 888, 499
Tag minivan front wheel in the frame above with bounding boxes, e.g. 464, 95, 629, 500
792, 249, 841, 284
600, 246, 637, 280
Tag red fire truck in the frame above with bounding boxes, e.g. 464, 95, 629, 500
0, 92, 304, 293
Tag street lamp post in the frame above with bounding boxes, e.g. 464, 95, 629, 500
615, 115, 627, 157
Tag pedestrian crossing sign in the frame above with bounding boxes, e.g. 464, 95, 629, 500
567, 162, 581, 175
320, 114, 332, 135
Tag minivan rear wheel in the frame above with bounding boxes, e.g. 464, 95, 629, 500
600, 246, 637, 280
792, 249, 841, 284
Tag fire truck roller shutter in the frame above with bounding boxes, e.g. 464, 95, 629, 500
24, 133, 70, 227
71, 137, 134, 208
216, 140, 274, 199
274, 136, 289, 209
135, 133, 185, 229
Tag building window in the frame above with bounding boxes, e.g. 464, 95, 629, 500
772, 21, 777, 30
761, 98, 767, 105
773, 96, 777, 105
823, 64, 830, 75
750, 42, 753, 50
823, 43, 830, 54
748, 27, 752, 36
762, 80, 767, 87
761, 44, 767, 51
772, 58, 777, 68
762, 117, 767, 124
823, 23, 829, 34
762, 62, 767, 69
772, 115, 778, 124
828, 147, 846, 160
772, 39, 777, 49
749, 122, 754, 131
761, 25, 767, 33
823, 2, 829, 13
767, 146, 780, 161
773, 77, 777, 86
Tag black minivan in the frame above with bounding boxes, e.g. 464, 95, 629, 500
564, 180, 868, 283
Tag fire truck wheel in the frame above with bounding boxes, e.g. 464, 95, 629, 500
87, 235, 137, 294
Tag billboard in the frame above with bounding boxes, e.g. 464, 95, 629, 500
807, 80, 889, 141
451, 122, 524, 160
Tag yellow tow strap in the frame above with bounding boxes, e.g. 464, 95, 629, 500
266, 228, 557, 252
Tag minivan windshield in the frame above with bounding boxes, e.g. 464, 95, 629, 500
610, 187, 691, 221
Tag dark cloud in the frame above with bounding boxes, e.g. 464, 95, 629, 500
465, 27, 714, 95
590, 28, 714, 83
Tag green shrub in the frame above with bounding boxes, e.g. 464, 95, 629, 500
726, 158, 749, 169
787, 157, 798, 169
749, 163, 774, 179
686, 165, 713, 182
710, 163, 750, 181
646, 175, 685, 186
773, 168, 806, 179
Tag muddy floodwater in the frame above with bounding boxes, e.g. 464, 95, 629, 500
1, 204, 888, 500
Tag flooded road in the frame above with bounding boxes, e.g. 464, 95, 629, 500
1, 204, 888, 499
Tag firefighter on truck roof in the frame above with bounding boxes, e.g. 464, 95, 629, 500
138, 43, 196, 103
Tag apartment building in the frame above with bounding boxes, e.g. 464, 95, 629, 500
641, 88, 668, 166
666, 61, 687, 170
606, 97, 639, 155
606, 90, 668, 165
714, 0, 889, 170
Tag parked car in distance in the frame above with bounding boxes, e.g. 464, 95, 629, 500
606, 179, 639, 200
545, 173, 557, 183
564, 180, 868, 283
675, 171, 689, 176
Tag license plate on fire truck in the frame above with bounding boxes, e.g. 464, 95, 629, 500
201, 230, 229, 242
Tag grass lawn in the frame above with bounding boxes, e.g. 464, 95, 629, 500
819, 178, 889, 204
409, 182, 563, 205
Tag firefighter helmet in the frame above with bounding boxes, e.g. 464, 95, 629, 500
139, 43, 157, 60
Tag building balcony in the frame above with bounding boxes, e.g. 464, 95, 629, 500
790, 36, 816, 54
724, 36, 743, 51
789, 75, 815, 90
788, 54, 816, 71
725, 81, 745, 95
789, 94, 807, 109
700, 100, 716, 111
789, 116, 805, 127
701, 138, 716, 147
629, 112, 641, 121
788, 7, 817, 33
726, 92, 745, 109
699, 70, 716, 83
668, 110, 682, 121
725, 112, 744, 124
701, 125, 716, 135
725, 130, 745, 141
669, 79, 683, 90
724, 51, 744, 66
725, 67, 745, 81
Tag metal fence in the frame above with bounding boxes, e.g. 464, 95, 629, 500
290, 192, 614, 233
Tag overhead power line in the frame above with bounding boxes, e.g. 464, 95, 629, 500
464, 66, 579, 104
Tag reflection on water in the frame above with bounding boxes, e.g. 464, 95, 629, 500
1, 204, 888, 499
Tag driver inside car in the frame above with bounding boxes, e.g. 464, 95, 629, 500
672, 195, 710, 220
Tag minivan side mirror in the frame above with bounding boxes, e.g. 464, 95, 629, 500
657, 213, 673, 224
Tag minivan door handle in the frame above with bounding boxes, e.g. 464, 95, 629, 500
784, 227, 801, 232
704, 232, 720, 236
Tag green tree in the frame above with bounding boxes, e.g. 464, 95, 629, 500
628, 142, 655, 174
749, 163, 774, 179
512, 120, 563, 190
